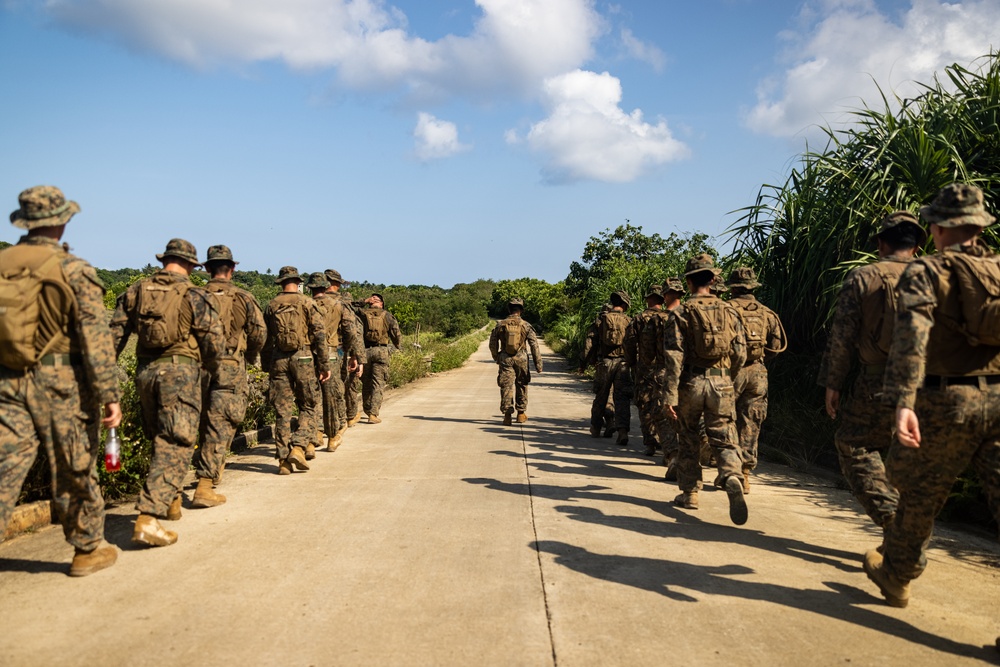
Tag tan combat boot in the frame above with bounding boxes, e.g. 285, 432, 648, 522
516, 412, 528, 423
742, 466, 751, 494
368, 414, 382, 424
725, 475, 749, 525
288, 446, 310, 471
69, 543, 118, 577
278, 459, 293, 475
863, 550, 910, 608
326, 432, 343, 452
615, 429, 628, 447
663, 454, 678, 482
589, 424, 600, 438
674, 491, 698, 509
305, 442, 317, 460
132, 514, 178, 547
165, 494, 182, 521
503, 412, 513, 426
191, 477, 227, 508
347, 413, 362, 427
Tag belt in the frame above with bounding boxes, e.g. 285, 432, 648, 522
863, 364, 886, 377
685, 365, 725, 377
149, 355, 199, 365
923, 374, 1000, 389
39, 353, 83, 367
365, 343, 388, 348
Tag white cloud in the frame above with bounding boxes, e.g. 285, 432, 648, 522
620, 28, 665, 72
413, 112, 470, 160
513, 70, 689, 184
747, 0, 1000, 138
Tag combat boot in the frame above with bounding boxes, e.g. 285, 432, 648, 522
615, 429, 628, 447
725, 475, 749, 525
516, 413, 528, 423
288, 446, 310, 471
368, 414, 382, 424
347, 413, 362, 427
863, 550, 909, 608
503, 412, 513, 426
674, 491, 698, 509
643, 437, 657, 456
278, 459, 293, 475
663, 454, 678, 482
603, 423, 615, 438
305, 443, 317, 460
191, 477, 227, 508
69, 543, 117, 577
742, 466, 751, 494
132, 514, 178, 547
165, 494, 182, 521
326, 432, 343, 452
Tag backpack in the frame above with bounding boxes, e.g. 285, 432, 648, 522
136, 274, 193, 349
860, 262, 906, 359
600, 311, 629, 349
361, 308, 389, 345
272, 298, 306, 352
685, 298, 737, 363
734, 300, 767, 364
944, 250, 1000, 346
206, 283, 239, 353
498, 317, 526, 355
0, 248, 73, 370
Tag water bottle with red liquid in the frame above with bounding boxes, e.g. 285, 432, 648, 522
104, 427, 122, 472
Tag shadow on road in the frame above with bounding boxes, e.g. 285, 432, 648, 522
0, 557, 66, 574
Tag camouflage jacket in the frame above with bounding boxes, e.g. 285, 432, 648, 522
884, 242, 1000, 409
314, 293, 364, 362
261, 291, 330, 374
489, 316, 542, 371
579, 317, 601, 370
0, 236, 120, 406
820, 253, 912, 391
359, 307, 402, 348
729, 293, 785, 366
624, 307, 669, 370
111, 269, 225, 373
204, 277, 266, 366
662, 294, 746, 406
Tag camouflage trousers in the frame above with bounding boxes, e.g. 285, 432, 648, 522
634, 368, 674, 451
883, 383, 1000, 584
135, 360, 203, 518
675, 372, 742, 493
733, 362, 769, 469
320, 356, 344, 436
195, 359, 249, 484
342, 357, 360, 421
269, 352, 319, 460
834, 372, 898, 528
0, 364, 105, 551
362, 346, 391, 417
591, 357, 633, 432
497, 351, 531, 414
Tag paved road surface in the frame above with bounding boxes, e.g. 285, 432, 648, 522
1, 341, 998, 666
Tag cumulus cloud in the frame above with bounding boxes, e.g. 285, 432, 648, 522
413, 112, 470, 160
620, 28, 665, 72
747, 0, 1000, 138
512, 70, 689, 184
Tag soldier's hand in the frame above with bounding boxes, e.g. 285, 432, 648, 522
824, 388, 840, 420
319, 370, 332, 383
356, 363, 364, 376
666, 405, 678, 421
896, 407, 921, 448
102, 402, 122, 429
348, 358, 358, 373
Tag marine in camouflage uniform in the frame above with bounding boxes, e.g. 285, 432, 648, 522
590, 291, 634, 445
359, 293, 402, 423
866, 184, 1000, 611
489, 298, 543, 424
657, 278, 685, 471
261, 266, 330, 474
111, 238, 225, 547
0, 186, 121, 576
728, 266, 786, 492
307, 272, 364, 451
624, 284, 672, 456
335, 285, 364, 428
819, 213, 923, 530
664, 254, 749, 525
580, 304, 615, 437
193, 245, 266, 503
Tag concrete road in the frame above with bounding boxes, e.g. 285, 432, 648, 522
1, 341, 998, 666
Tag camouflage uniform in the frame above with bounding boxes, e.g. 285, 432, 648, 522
111, 240, 225, 519
820, 240, 917, 528
580, 306, 615, 434
261, 267, 329, 464
728, 267, 786, 479
879, 185, 1000, 592
489, 300, 543, 419
338, 290, 363, 424
624, 285, 672, 454
0, 187, 120, 556
590, 292, 634, 439
359, 297, 402, 419
194, 246, 266, 485
664, 255, 747, 522
310, 275, 364, 441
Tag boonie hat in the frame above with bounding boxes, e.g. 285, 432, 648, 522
610, 290, 631, 309
156, 238, 201, 266
508, 297, 524, 308
305, 273, 330, 290
274, 266, 302, 284
644, 284, 664, 301
663, 277, 685, 294
710, 275, 729, 294
684, 253, 721, 277
920, 183, 995, 228
205, 244, 239, 265
876, 211, 927, 246
727, 266, 761, 289
325, 269, 345, 285
10, 185, 80, 230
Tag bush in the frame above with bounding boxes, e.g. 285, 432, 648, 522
430, 328, 490, 373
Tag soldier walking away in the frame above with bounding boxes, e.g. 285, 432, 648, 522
261, 267, 330, 474
193, 245, 266, 506
659, 277, 685, 476
580, 304, 616, 437
327, 274, 365, 434
664, 254, 748, 525
489, 298, 543, 425
819, 212, 923, 533
358, 293, 401, 424
624, 285, 671, 456
590, 291, 633, 446
0, 186, 122, 575
727, 266, 786, 492
111, 239, 225, 547
868, 183, 1000, 614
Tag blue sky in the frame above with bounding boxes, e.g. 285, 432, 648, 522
2, 0, 997, 286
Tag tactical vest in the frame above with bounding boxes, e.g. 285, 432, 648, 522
497, 316, 526, 355
205, 279, 248, 358
269, 292, 309, 352
633, 309, 666, 368
599, 310, 630, 357
361, 308, 390, 346
731, 295, 775, 365
857, 259, 909, 366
